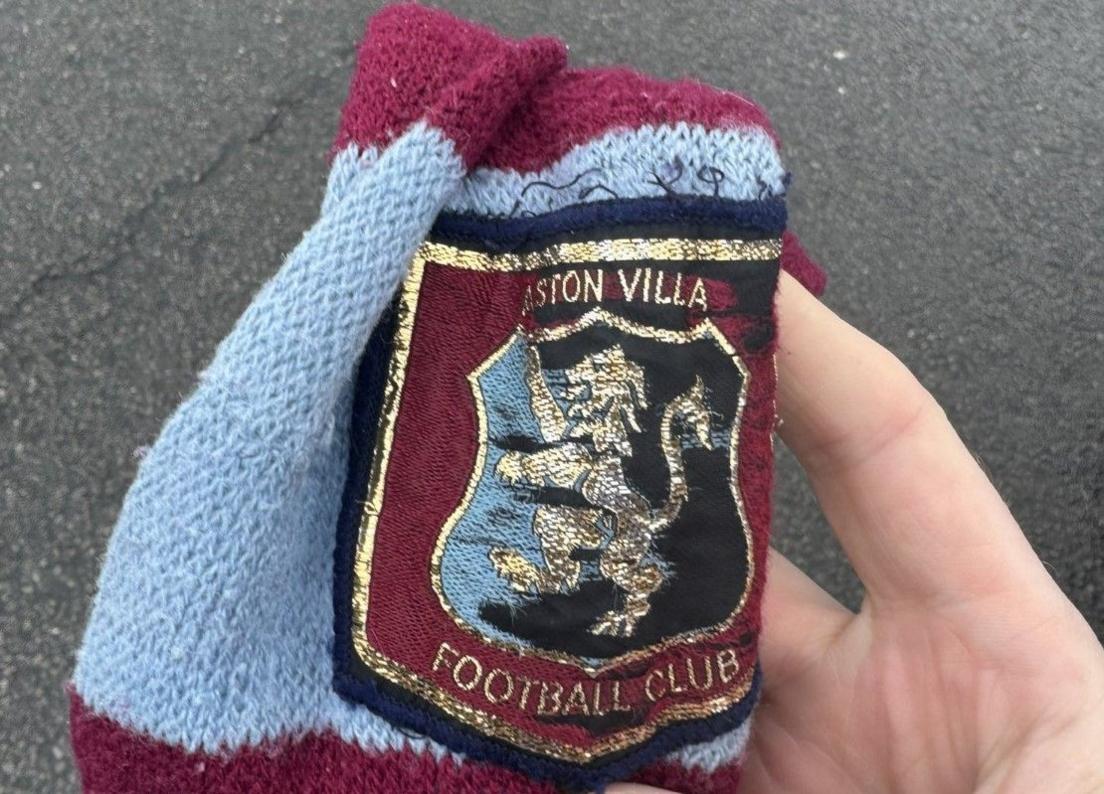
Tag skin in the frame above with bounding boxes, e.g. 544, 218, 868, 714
610, 274, 1104, 794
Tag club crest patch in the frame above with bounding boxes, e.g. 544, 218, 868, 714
334, 216, 781, 786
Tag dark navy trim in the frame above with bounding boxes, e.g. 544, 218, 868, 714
432, 195, 786, 253
333, 660, 760, 792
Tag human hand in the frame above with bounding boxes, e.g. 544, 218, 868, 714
611, 274, 1104, 793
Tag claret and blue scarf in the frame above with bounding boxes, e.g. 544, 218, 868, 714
69, 5, 825, 792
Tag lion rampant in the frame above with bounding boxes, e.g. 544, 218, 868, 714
489, 343, 714, 638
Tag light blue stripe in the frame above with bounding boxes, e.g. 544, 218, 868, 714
445, 122, 785, 217
330, 123, 785, 221
73, 121, 463, 755
74, 120, 761, 771
671, 718, 753, 773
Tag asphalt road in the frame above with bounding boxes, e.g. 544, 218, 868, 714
2, 1, 1101, 790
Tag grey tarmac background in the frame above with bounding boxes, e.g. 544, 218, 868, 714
1, 1, 1101, 790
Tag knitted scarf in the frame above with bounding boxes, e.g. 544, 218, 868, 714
70, 5, 825, 792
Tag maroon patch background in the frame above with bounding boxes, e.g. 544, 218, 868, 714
353, 254, 777, 757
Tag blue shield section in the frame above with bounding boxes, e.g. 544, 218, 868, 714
435, 322, 750, 667
437, 334, 548, 651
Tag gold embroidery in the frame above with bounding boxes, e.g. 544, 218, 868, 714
353, 634, 753, 762
452, 655, 483, 691
487, 505, 603, 595
645, 668, 667, 702
717, 648, 742, 684
537, 681, 563, 715
483, 668, 514, 705
564, 682, 590, 715
418, 237, 781, 271
427, 306, 756, 669
523, 267, 713, 312
427, 313, 755, 671
685, 654, 714, 691
489, 343, 716, 639
347, 235, 771, 761
420, 640, 755, 760
350, 256, 427, 665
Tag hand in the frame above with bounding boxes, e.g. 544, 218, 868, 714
612, 274, 1104, 793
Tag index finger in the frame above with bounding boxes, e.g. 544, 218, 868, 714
773, 273, 1052, 606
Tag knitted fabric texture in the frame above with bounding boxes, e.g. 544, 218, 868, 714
70, 4, 824, 792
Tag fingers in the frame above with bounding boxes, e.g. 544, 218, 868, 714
758, 549, 852, 684
605, 553, 848, 794
774, 273, 1049, 605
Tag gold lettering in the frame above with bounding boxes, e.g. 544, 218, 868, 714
644, 669, 667, 702
611, 680, 632, 712
583, 269, 603, 303
717, 648, 740, 684
537, 681, 563, 715
452, 655, 483, 691
431, 642, 459, 674
482, 668, 514, 704
666, 661, 687, 694
654, 270, 672, 304
522, 261, 715, 313
617, 268, 642, 301
549, 273, 562, 304
561, 270, 581, 302
688, 277, 708, 311
686, 655, 714, 691
563, 682, 590, 715
591, 681, 609, 716
672, 272, 685, 306
516, 675, 535, 711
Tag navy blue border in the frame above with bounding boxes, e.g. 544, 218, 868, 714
332, 197, 775, 790
334, 660, 760, 792
431, 195, 786, 252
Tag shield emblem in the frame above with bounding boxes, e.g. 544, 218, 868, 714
433, 312, 751, 670
333, 227, 781, 784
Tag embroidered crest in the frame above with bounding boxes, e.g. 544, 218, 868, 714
334, 218, 780, 787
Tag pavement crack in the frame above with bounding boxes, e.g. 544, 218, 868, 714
0, 47, 355, 332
